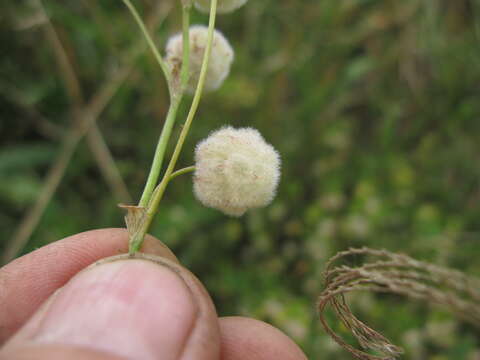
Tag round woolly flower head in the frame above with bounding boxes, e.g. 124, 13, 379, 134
194, 0, 249, 14
194, 126, 281, 217
166, 25, 234, 94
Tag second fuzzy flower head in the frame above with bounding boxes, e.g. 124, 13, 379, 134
166, 25, 234, 94
193, 127, 281, 217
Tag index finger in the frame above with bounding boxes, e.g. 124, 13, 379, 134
0, 228, 177, 344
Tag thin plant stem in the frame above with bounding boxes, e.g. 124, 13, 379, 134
2, 68, 127, 265
180, 3, 191, 89
0, 83, 62, 139
121, 0, 172, 95
1, 3, 171, 265
2, 128, 79, 265
138, 97, 182, 207
137, 4, 191, 207
86, 126, 132, 202
128, 0, 218, 254
36, 0, 132, 203
169, 166, 195, 180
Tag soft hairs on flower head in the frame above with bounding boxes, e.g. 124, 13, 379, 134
194, 0, 249, 14
193, 126, 281, 216
166, 25, 234, 94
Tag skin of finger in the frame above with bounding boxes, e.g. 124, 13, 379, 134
219, 317, 308, 360
1, 317, 309, 360
146, 256, 222, 360
2, 256, 221, 360
0, 228, 178, 344
0, 344, 126, 360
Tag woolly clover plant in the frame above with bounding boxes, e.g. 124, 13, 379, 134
194, 127, 280, 217
120, 0, 279, 254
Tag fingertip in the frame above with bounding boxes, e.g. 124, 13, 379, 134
3, 255, 221, 360
141, 232, 178, 262
5, 259, 197, 360
0, 228, 178, 343
0, 344, 124, 360
219, 317, 307, 360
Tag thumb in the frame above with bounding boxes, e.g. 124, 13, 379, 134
0, 256, 220, 360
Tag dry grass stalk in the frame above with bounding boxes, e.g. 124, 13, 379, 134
1, 1, 172, 265
317, 247, 480, 360
35, 0, 133, 204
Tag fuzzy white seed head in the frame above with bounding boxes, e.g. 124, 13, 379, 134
194, 0, 249, 14
194, 126, 281, 217
166, 25, 234, 94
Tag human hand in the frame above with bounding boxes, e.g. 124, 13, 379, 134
0, 229, 307, 359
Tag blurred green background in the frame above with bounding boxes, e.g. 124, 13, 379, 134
1, 0, 480, 358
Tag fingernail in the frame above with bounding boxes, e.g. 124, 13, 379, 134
24, 259, 198, 360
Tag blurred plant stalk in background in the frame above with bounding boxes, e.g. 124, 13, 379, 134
1, 0, 173, 264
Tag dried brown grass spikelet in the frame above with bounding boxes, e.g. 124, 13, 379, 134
317, 247, 480, 360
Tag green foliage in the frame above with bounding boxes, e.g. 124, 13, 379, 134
1, 0, 480, 358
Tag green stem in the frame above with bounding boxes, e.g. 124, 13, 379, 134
121, 0, 172, 93
148, 0, 218, 210
170, 166, 195, 180
137, 3, 191, 208
129, 0, 218, 254
180, 4, 191, 90
138, 97, 181, 207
